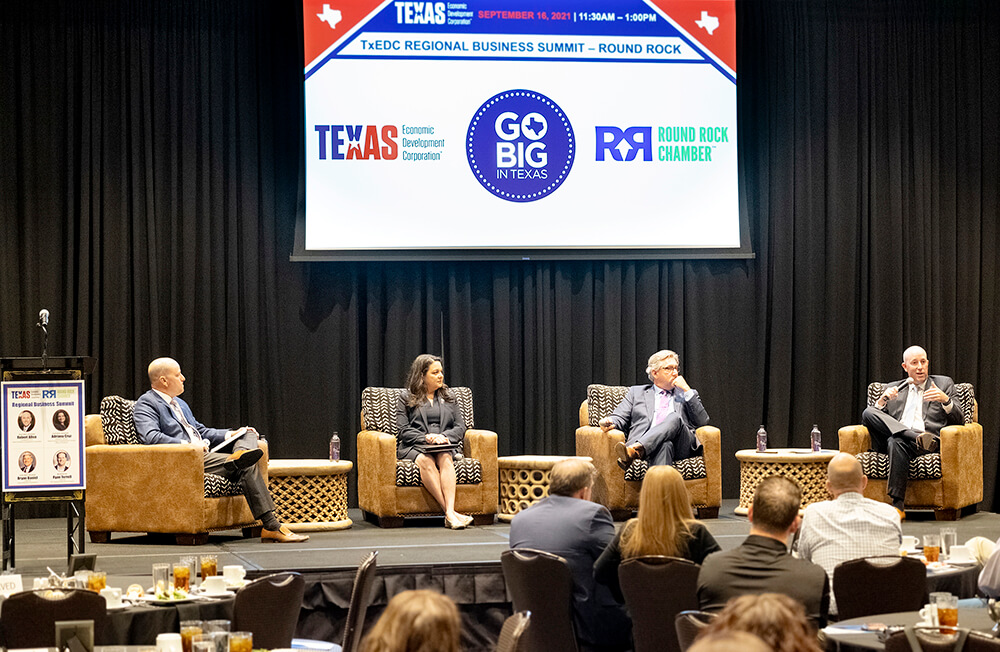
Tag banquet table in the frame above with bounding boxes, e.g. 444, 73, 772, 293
100, 596, 236, 645
823, 607, 995, 650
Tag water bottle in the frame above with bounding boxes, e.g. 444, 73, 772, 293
756, 425, 767, 453
810, 424, 822, 452
329, 432, 341, 461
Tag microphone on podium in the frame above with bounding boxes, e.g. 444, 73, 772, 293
37, 308, 49, 328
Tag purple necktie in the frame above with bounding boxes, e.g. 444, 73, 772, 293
654, 390, 671, 426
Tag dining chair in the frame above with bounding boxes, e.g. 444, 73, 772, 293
501, 548, 579, 652
674, 610, 716, 652
339, 550, 378, 652
233, 571, 305, 649
619, 556, 700, 652
883, 626, 973, 651
495, 610, 531, 652
833, 556, 927, 620
0, 589, 106, 648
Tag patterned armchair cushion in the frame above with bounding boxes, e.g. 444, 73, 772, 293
395, 458, 483, 487
866, 383, 976, 424
99, 395, 243, 498
857, 450, 943, 480
587, 384, 708, 481
361, 386, 483, 488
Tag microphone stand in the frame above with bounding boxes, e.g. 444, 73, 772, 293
37, 316, 48, 370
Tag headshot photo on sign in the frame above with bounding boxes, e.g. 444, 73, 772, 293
52, 409, 71, 431
54, 450, 71, 471
19, 451, 36, 473
17, 410, 35, 432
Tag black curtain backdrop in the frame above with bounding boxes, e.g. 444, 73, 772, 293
1, 0, 997, 508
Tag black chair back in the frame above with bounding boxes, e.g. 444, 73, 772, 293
495, 610, 531, 652
341, 550, 378, 652
0, 589, 106, 648
501, 548, 579, 652
619, 556, 700, 652
884, 627, 971, 651
833, 556, 927, 620
233, 571, 305, 649
674, 610, 716, 652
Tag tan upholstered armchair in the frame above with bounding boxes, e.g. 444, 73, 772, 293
576, 384, 722, 520
85, 396, 266, 545
838, 383, 982, 520
357, 387, 497, 527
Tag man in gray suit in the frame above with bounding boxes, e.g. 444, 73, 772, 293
509, 458, 631, 650
861, 345, 963, 513
600, 349, 710, 469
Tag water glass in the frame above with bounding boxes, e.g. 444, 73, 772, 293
179, 621, 203, 652
180, 555, 199, 588
229, 631, 252, 652
941, 527, 958, 558
87, 570, 107, 592
173, 563, 191, 592
935, 594, 959, 630
200, 554, 218, 579
153, 563, 172, 594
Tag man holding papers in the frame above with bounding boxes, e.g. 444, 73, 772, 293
133, 357, 307, 543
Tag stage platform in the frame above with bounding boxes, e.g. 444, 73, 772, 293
7, 500, 1000, 650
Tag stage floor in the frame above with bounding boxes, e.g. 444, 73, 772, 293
10, 499, 1000, 583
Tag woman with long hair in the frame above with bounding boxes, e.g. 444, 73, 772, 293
396, 354, 473, 529
359, 589, 461, 652
595, 465, 720, 600
697, 593, 823, 652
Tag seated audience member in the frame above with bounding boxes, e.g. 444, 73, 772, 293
689, 631, 771, 652
509, 458, 632, 651
795, 452, 901, 616
133, 357, 307, 543
359, 589, 460, 652
595, 465, 721, 601
396, 354, 473, 530
599, 349, 710, 469
978, 536, 1000, 599
697, 593, 823, 652
697, 476, 829, 625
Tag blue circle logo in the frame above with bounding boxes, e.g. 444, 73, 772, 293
466, 90, 575, 202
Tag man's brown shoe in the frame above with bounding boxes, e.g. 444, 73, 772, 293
262, 525, 309, 543
615, 442, 640, 470
225, 448, 263, 472
916, 432, 939, 453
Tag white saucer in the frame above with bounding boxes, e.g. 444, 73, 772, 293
947, 558, 978, 566
106, 603, 130, 611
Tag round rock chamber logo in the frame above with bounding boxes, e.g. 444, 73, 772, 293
466, 90, 575, 202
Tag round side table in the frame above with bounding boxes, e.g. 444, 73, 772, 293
498, 455, 593, 522
267, 459, 353, 531
734, 448, 836, 515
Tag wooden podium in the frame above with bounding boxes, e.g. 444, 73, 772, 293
1, 356, 96, 569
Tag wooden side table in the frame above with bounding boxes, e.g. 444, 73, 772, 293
497, 455, 592, 522
267, 459, 353, 531
735, 448, 836, 515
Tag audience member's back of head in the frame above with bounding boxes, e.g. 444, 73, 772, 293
751, 475, 802, 535
622, 464, 693, 557
699, 593, 821, 652
826, 452, 865, 494
548, 458, 596, 497
689, 631, 771, 652
359, 589, 460, 652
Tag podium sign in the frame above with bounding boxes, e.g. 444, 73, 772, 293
2, 380, 86, 492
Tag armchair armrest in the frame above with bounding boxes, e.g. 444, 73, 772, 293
838, 425, 871, 455
696, 425, 722, 506
939, 422, 983, 508
466, 428, 498, 503
357, 429, 399, 515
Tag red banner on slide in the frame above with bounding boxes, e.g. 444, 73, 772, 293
646, 0, 736, 73
303, 0, 386, 68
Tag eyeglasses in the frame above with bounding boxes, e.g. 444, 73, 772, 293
662, 364, 679, 372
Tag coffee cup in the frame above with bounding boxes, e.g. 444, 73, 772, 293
201, 576, 227, 594
949, 545, 973, 562
222, 565, 246, 585
918, 603, 939, 626
100, 587, 123, 608
157, 633, 183, 652
901, 535, 920, 550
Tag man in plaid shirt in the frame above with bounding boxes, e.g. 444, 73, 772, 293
795, 453, 902, 616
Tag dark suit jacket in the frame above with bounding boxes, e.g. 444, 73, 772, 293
133, 390, 229, 446
509, 494, 631, 648
876, 375, 963, 435
607, 384, 710, 446
395, 391, 466, 459
698, 534, 830, 626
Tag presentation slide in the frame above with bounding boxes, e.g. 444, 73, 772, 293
300, 0, 740, 259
